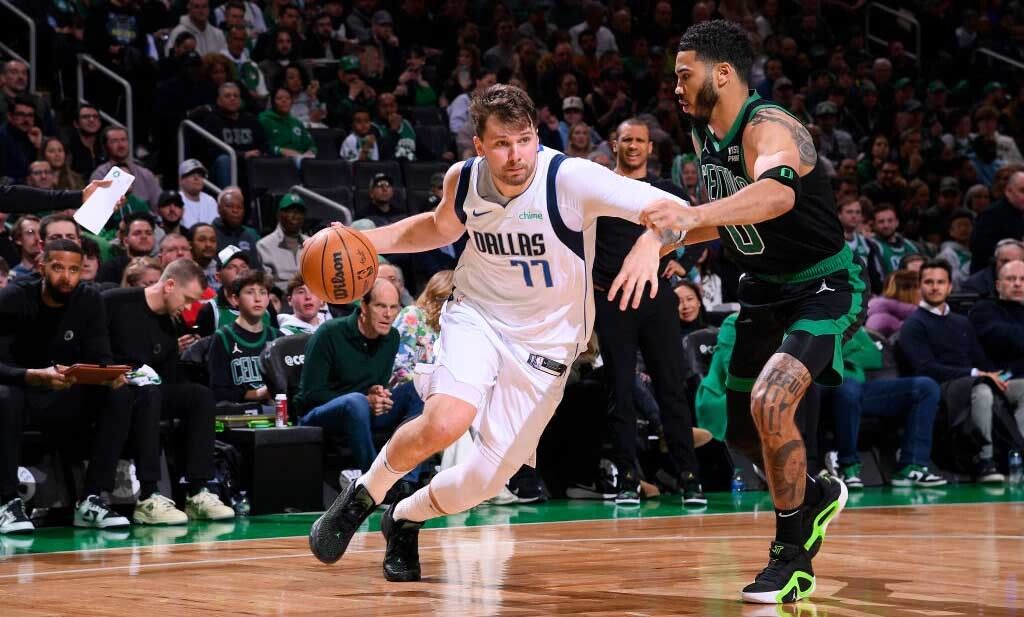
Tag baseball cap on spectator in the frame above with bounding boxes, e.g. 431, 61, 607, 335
563, 96, 584, 112
278, 193, 306, 211
372, 10, 393, 25
927, 80, 948, 93
893, 77, 913, 90
813, 101, 838, 117
340, 55, 360, 72
179, 158, 207, 177
158, 190, 184, 208
369, 172, 393, 189
939, 177, 961, 194
860, 80, 878, 93
217, 245, 250, 269
983, 81, 1004, 94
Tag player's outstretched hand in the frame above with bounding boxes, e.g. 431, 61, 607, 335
608, 231, 661, 311
82, 179, 130, 210
640, 198, 700, 233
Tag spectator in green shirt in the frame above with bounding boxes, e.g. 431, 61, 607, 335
258, 87, 316, 161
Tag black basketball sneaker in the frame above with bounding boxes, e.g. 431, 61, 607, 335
381, 503, 424, 582
742, 541, 815, 604
308, 481, 376, 564
800, 475, 848, 558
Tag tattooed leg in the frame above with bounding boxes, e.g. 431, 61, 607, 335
750, 352, 813, 510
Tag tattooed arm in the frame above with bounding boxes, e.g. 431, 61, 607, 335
639, 107, 815, 233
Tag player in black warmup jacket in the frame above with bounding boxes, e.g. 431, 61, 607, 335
629, 21, 862, 604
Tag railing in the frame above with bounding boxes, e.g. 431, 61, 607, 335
76, 54, 133, 154
865, 2, 920, 63
975, 47, 1024, 73
0, 0, 36, 92
288, 185, 353, 225
178, 119, 237, 193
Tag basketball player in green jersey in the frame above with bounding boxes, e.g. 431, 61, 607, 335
638, 21, 862, 604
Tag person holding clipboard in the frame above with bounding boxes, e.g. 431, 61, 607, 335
0, 179, 119, 214
0, 239, 134, 534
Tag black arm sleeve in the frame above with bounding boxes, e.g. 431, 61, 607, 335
0, 185, 83, 214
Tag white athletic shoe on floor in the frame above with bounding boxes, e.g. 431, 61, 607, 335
0, 497, 34, 534
74, 495, 130, 528
133, 493, 188, 525
186, 489, 235, 521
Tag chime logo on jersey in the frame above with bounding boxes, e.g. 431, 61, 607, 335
471, 231, 546, 257
701, 162, 749, 201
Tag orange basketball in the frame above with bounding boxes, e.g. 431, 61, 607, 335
300, 226, 379, 304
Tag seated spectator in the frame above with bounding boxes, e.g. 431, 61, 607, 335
0, 97, 42, 185
973, 105, 1024, 166
259, 87, 317, 161
936, 209, 974, 291
919, 178, 964, 248
209, 270, 280, 405
166, 0, 227, 55
121, 257, 163, 288
212, 187, 261, 267
278, 273, 327, 335
970, 169, 1024, 274
40, 138, 85, 191
970, 260, 1024, 407
158, 233, 193, 268
192, 83, 269, 188
278, 64, 327, 128
257, 193, 308, 291
302, 10, 345, 59
565, 121, 599, 159
827, 327, 944, 489
295, 279, 423, 495
898, 259, 1021, 483
674, 279, 705, 337
392, 46, 437, 108
964, 239, 1024, 297
0, 240, 133, 533
257, 29, 300, 89
0, 60, 56, 135
79, 237, 101, 284
341, 108, 380, 161
39, 214, 81, 248
63, 105, 103, 178
862, 161, 905, 211
364, 173, 404, 227
221, 25, 269, 103
963, 184, 991, 216
104, 259, 235, 525
26, 161, 57, 192
377, 263, 415, 307
215, 0, 267, 35
98, 213, 157, 285
373, 93, 416, 161
447, 69, 496, 135
155, 190, 188, 245
191, 223, 221, 290
871, 203, 920, 276
320, 55, 377, 129
196, 247, 274, 336
694, 313, 736, 443
813, 101, 857, 165
90, 127, 162, 210
178, 160, 219, 230
866, 270, 920, 337
856, 133, 890, 186
10, 215, 41, 280
389, 269, 454, 386
838, 199, 884, 294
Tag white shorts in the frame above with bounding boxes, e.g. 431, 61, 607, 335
415, 300, 578, 469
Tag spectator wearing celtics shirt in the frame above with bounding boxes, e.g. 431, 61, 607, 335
936, 209, 974, 291
871, 203, 921, 276
837, 199, 884, 294
208, 269, 280, 405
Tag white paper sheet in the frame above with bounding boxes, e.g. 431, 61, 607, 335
73, 166, 135, 235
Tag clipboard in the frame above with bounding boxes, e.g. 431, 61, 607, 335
60, 364, 132, 385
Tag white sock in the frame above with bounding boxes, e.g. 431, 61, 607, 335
393, 485, 446, 523
356, 442, 412, 504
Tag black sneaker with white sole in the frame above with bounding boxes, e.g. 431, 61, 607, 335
0, 497, 34, 534
381, 502, 424, 582
507, 466, 547, 504
741, 541, 815, 604
681, 473, 707, 507
309, 482, 376, 564
73, 495, 130, 528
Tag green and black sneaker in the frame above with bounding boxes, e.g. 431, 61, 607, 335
800, 475, 848, 558
741, 541, 815, 604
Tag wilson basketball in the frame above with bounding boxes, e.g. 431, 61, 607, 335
300, 226, 378, 304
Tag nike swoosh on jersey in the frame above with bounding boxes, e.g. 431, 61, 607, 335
471, 209, 487, 217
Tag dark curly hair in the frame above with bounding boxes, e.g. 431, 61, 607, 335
678, 20, 754, 85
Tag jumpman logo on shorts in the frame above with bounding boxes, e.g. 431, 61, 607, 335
816, 280, 836, 294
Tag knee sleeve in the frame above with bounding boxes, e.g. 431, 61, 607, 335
428, 446, 518, 515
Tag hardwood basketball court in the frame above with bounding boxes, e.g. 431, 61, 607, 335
1, 486, 1021, 616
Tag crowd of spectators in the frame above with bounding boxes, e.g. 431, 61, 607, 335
1, 0, 1024, 533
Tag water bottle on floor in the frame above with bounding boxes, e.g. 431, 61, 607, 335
731, 468, 746, 493
1009, 450, 1023, 486
233, 490, 251, 517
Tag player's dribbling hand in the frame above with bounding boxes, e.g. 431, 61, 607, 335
640, 199, 700, 233
608, 231, 661, 311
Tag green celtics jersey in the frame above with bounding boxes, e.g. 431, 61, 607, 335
874, 235, 920, 275
693, 92, 844, 277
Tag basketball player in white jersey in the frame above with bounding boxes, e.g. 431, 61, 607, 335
308, 84, 713, 581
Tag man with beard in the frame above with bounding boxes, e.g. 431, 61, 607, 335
836, 199, 884, 294
90, 127, 162, 210
871, 203, 921, 276
0, 240, 132, 534
98, 213, 157, 284
639, 21, 855, 603
590, 118, 704, 506
64, 105, 103, 177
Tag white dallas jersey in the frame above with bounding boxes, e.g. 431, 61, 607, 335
450, 146, 686, 351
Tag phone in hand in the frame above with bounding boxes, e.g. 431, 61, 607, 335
999, 370, 1013, 382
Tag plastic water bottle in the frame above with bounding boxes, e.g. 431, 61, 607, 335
731, 468, 746, 493
233, 491, 251, 516
1009, 450, 1023, 486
